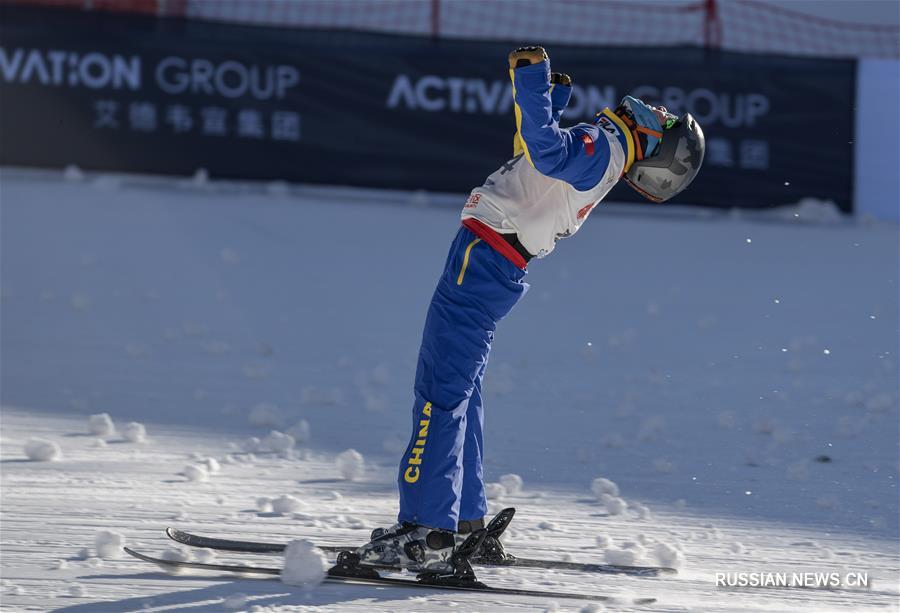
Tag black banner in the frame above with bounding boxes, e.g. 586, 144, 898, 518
0, 5, 856, 210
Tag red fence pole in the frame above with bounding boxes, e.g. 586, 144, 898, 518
431, 0, 440, 39
704, 0, 722, 49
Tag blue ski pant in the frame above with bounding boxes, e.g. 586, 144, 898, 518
398, 226, 528, 531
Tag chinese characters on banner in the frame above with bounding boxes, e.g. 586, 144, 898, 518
706, 137, 770, 170
93, 100, 301, 142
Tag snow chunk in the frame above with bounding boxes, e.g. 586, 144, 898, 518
281, 539, 327, 587
256, 497, 274, 513
335, 449, 364, 481
193, 548, 216, 563
160, 546, 191, 563
183, 464, 209, 482
590, 477, 619, 499
631, 502, 651, 520
24, 438, 61, 461
63, 165, 84, 181
537, 520, 558, 531
595, 535, 612, 548
653, 542, 685, 568
780, 198, 843, 223
730, 542, 745, 554
484, 483, 506, 500
122, 422, 146, 443
653, 458, 675, 474
286, 419, 311, 444
499, 473, 523, 496
263, 430, 295, 453
223, 593, 250, 610
94, 530, 125, 559
271, 494, 306, 514
201, 457, 221, 474
67, 584, 87, 597
580, 604, 606, 613
249, 403, 283, 427
88, 413, 115, 436
599, 494, 627, 516
604, 546, 641, 566
242, 437, 262, 453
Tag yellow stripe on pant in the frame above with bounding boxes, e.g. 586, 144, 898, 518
403, 401, 432, 483
457, 238, 481, 285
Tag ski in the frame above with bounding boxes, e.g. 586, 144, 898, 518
123, 546, 656, 604
166, 526, 675, 577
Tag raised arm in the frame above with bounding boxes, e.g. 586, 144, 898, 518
508, 46, 609, 191
513, 70, 572, 157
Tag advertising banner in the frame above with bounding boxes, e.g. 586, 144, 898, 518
0, 6, 856, 210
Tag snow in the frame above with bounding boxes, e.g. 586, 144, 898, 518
499, 473, 524, 496
23, 437, 61, 461
222, 592, 250, 610
281, 540, 327, 587
263, 430, 295, 453
256, 496, 274, 513
183, 464, 210, 482
271, 494, 306, 514
604, 545, 642, 566
484, 482, 507, 499
121, 421, 146, 443
67, 583, 87, 597
249, 403, 284, 428
192, 548, 217, 563
160, 546, 191, 563
88, 413, 115, 436
201, 457, 221, 473
1, 169, 898, 611
94, 530, 125, 559
335, 449, 365, 481
590, 477, 620, 499
652, 542, 685, 568
287, 419, 311, 444
599, 493, 628, 516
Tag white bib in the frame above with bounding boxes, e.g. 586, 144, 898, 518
461, 127, 625, 258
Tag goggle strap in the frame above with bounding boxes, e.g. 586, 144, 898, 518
636, 126, 663, 139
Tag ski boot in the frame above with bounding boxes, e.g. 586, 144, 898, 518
330, 524, 488, 586
348, 521, 460, 573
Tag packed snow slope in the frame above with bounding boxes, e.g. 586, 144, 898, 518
1, 168, 898, 612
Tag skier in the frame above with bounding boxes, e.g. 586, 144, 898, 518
356, 45, 705, 575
